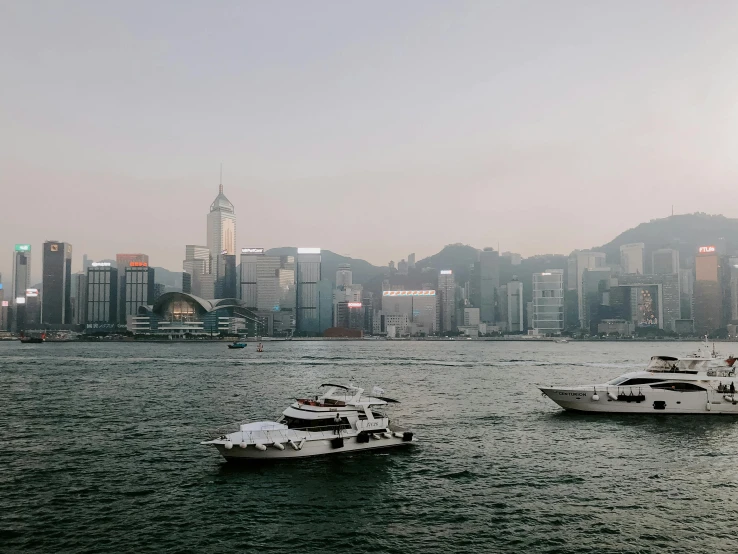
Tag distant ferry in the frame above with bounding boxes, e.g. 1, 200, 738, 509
19, 333, 45, 344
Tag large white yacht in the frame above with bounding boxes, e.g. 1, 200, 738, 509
201, 384, 415, 461
540, 342, 738, 414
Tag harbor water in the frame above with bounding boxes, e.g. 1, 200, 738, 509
3, 340, 738, 553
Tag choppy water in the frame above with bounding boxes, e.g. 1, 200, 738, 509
3, 340, 738, 553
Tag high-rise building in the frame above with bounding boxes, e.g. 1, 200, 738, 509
652, 249, 680, 276
679, 268, 695, 319
42, 241, 73, 325
335, 301, 364, 330
532, 270, 564, 335
86, 263, 118, 326
610, 274, 681, 331
620, 243, 645, 275
116, 254, 149, 324
408, 253, 416, 269
582, 268, 612, 334
207, 183, 236, 298
694, 245, 722, 334
296, 248, 322, 335
12, 244, 32, 303
336, 264, 352, 288
124, 265, 155, 323
397, 259, 409, 275
74, 273, 87, 325
569, 251, 606, 328
507, 279, 523, 332
438, 270, 455, 333
240, 248, 296, 335
183, 245, 211, 298
478, 248, 500, 324
727, 257, 738, 323
24, 288, 41, 327
381, 290, 437, 335
502, 252, 523, 265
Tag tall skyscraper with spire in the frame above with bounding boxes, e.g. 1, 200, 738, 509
207, 178, 236, 298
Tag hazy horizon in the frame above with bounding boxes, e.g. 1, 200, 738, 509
3, 1, 738, 282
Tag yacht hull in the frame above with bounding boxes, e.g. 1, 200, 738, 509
214, 435, 413, 460
540, 387, 738, 414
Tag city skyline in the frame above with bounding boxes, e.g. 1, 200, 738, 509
4, 2, 738, 279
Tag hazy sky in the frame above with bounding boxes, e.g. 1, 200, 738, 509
3, 1, 738, 281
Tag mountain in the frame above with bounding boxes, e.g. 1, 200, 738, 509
416, 243, 480, 283
594, 213, 738, 270
265, 247, 386, 285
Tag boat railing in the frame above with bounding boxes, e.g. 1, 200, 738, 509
208, 421, 386, 442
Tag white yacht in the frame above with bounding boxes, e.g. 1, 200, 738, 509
540, 343, 738, 414
201, 384, 415, 461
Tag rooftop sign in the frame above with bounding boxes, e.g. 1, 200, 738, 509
25, 288, 39, 297
129, 261, 148, 267
347, 302, 362, 308
15, 297, 26, 304
241, 248, 265, 254
15, 244, 31, 252
440, 270, 453, 275
91, 262, 111, 267
698, 246, 716, 254
297, 247, 321, 255
382, 290, 436, 296
1, 301, 8, 307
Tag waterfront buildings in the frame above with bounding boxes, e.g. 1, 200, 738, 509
532, 270, 564, 335
438, 270, 455, 333
207, 183, 236, 298
729, 257, 738, 323
694, 245, 722, 334
239, 248, 296, 335
12, 244, 31, 304
620, 243, 645, 275
86, 263, 118, 327
42, 241, 73, 325
381, 290, 437, 335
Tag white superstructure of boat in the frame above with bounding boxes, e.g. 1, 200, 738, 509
201, 384, 415, 460
540, 342, 738, 414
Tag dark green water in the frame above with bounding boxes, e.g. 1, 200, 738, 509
2, 340, 738, 553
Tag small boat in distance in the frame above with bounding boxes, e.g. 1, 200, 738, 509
201, 384, 415, 460
19, 333, 45, 344
228, 341, 247, 349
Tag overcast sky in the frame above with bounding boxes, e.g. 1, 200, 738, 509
2, 0, 738, 281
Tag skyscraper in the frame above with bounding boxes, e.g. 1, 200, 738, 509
478, 248, 500, 324
116, 254, 149, 324
408, 253, 416, 269
620, 243, 645, 275
42, 241, 72, 325
532, 270, 564, 335
507, 279, 523, 332
336, 264, 352, 288
207, 182, 236, 298
652, 249, 680, 275
694, 245, 722, 334
124, 265, 155, 322
569, 251, 607, 328
12, 244, 32, 303
438, 270, 455, 333
296, 248, 322, 334
183, 245, 211, 298
86, 263, 118, 326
